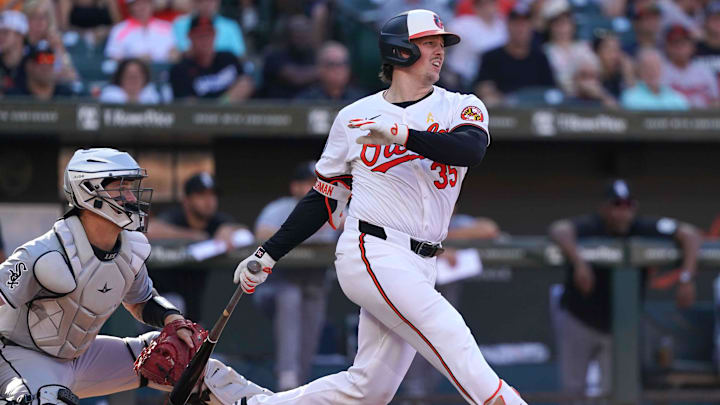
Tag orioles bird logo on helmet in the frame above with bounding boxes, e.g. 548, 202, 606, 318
433, 14, 444, 29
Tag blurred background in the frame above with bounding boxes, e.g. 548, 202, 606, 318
1, 0, 720, 404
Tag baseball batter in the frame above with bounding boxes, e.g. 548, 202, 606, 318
0, 148, 269, 405
233, 9, 528, 405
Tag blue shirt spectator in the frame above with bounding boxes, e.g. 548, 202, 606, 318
172, 0, 245, 57
621, 82, 689, 110
621, 48, 689, 110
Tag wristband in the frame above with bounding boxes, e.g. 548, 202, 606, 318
142, 295, 182, 328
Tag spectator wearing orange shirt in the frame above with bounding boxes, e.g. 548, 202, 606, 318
105, 0, 178, 62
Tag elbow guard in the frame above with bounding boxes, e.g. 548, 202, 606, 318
313, 174, 352, 230
142, 295, 182, 329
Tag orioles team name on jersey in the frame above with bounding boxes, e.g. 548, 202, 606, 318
358, 124, 458, 190
360, 123, 449, 173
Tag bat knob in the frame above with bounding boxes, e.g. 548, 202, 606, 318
247, 260, 263, 274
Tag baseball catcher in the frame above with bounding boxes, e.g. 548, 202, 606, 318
0, 148, 270, 405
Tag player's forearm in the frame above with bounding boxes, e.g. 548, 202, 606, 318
125, 289, 182, 327
405, 124, 488, 167
123, 301, 146, 323
261, 189, 330, 261
676, 223, 701, 274
549, 220, 583, 265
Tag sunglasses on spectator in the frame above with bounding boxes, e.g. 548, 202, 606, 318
612, 199, 635, 208
321, 60, 349, 68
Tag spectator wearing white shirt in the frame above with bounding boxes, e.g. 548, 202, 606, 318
105, 0, 178, 62
662, 24, 719, 108
445, 0, 507, 90
100, 58, 163, 103
542, 0, 595, 95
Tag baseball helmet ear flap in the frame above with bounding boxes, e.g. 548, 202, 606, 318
379, 14, 421, 67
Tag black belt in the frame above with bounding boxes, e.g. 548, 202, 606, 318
358, 220, 445, 258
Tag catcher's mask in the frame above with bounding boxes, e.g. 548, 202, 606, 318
63, 148, 153, 232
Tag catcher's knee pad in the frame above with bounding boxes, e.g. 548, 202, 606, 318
0, 394, 32, 405
189, 359, 272, 405
483, 380, 527, 405
2, 378, 32, 404
36, 385, 78, 405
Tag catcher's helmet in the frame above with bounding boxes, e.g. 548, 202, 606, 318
379, 9, 460, 67
63, 148, 152, 232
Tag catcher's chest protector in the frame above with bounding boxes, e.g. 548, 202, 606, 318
27, 216, 150, 359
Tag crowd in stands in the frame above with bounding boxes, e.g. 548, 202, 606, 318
0, 0, 718, 109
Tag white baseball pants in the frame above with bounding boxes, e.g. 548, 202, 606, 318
249, 217, 525, 405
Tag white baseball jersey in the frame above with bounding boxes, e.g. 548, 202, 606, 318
315, 85, 490, 243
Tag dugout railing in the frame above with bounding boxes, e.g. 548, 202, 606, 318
98, 237, 720, 405
1, 101, 720, 141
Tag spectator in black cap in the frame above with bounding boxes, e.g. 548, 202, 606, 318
169, 15, 253, 101
295, 41, 366, 102
253, 161, 340, 390
475, 3, 556, 105
548, 179, 701, 399
149, 171, 243, 243
695, 1, 720, 91
260, 14, 319, 99
624, 1, 663, 56
147, 171, 247, 320
5, 40, 75, 99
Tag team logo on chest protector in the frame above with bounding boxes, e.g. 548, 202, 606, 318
6, 262, 28, 290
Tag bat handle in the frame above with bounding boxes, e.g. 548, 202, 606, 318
246, 260, 263, 274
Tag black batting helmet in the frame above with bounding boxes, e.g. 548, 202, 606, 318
379, 9, 460, 67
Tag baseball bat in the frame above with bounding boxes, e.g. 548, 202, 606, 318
168, 260, 263, 405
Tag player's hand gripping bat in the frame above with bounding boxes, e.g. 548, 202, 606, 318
168, 260, 262, 405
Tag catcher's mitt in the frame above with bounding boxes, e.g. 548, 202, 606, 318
133, 319, 208, 386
